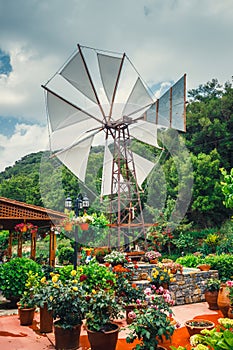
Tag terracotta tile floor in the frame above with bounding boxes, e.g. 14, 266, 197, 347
0, 301, 220, 350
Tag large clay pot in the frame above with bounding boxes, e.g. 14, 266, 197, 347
204, 290, 219, 310
217, 283, 230, 317
54, 321, 81, 350
87, 323, 119, 350
18, 307, 36, 326
40, 303, 53, 333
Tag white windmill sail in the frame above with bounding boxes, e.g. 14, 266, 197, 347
60, 51, 98, 104
129, 121, 161, 149
129, 152, 155, 188
55, 135, 94, 182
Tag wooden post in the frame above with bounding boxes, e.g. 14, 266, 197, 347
30, 231, 36, 260
17, 232, 23, 257
49, 228, 56, 267
7, 230, 13, 260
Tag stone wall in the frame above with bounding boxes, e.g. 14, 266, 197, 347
169, 270, 219, 305
127, 263, 219, 305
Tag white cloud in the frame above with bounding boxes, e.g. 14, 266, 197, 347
0, 123, 48, 172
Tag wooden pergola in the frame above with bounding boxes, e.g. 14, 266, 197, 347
0, 196, 67, 266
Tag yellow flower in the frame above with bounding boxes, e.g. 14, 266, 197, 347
72, 279, 78, 284
41, 277, 46, 284
160, 276, 164, 281
49, 296, 53, 301
73, 286, 78, 291
92, 289, 97, 294
71, 270, 77, 276
52, 275, 58, 283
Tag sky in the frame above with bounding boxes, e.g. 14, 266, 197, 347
0, 0, 232, 172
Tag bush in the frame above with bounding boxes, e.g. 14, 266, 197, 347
0, 231, 9, 261
204, 254, 233, 281
0, 257, 42, 301
57, 246, 74, 265
176, 254, 203, 267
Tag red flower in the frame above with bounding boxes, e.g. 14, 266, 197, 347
80, 274, 88, 282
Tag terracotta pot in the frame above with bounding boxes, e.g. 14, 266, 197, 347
80, 223, 89, 231
217, 283, 230, 317
54, 321, 81, 350
65, 223, 73, 231
197, 264, 211, 271
149, 259, 158, 264
18, 307, 36, 326
40, 303, 53, 333
87, 323, 119, 350
204, 290, 219, 310
185, 319, 215, 337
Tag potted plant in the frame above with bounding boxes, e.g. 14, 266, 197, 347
85, 288, 123, 350
0, 257, 42, 305
126, 285, 176, 349
46, 269, 86, 350
112, 264, 146, 324
150, 262, 176, 289
18, 271, 39, 326
144, 250, 161, 263
94, 247, 111, 263
33, 272, 54, 333
184, 319, 215, 337
204, 278, 221, 310
104, 250, 127, 266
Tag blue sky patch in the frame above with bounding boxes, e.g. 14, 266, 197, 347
0, 49, 12, 76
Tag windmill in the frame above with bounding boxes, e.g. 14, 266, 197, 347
42, 44, 186, 249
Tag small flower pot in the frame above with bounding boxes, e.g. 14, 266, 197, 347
185, 319, 215, 337
80, 223, 89, 231
18, 307, 36, 326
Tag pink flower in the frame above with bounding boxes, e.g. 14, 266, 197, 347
128, 311, 137, 319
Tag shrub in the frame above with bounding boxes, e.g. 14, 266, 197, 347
176, 254, 203, 267
57, 246, 74, 265
0, 257, 42, 301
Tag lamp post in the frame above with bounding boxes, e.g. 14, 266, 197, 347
65, 193, 90, 269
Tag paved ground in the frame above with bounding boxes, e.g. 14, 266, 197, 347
0, 293, 221, 350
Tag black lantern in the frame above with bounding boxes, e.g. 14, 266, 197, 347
64, 195, 72, 211
82, 194, 90, 213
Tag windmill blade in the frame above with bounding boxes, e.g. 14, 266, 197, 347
60, 50, 98, 105
97, 52, 125, 111
44, 88, 102, 133
144, 74, 186, 131
122, 77, 154, 119
129, 120, 161, 149
130, 152, 155, 188
55, 135, 94, 183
